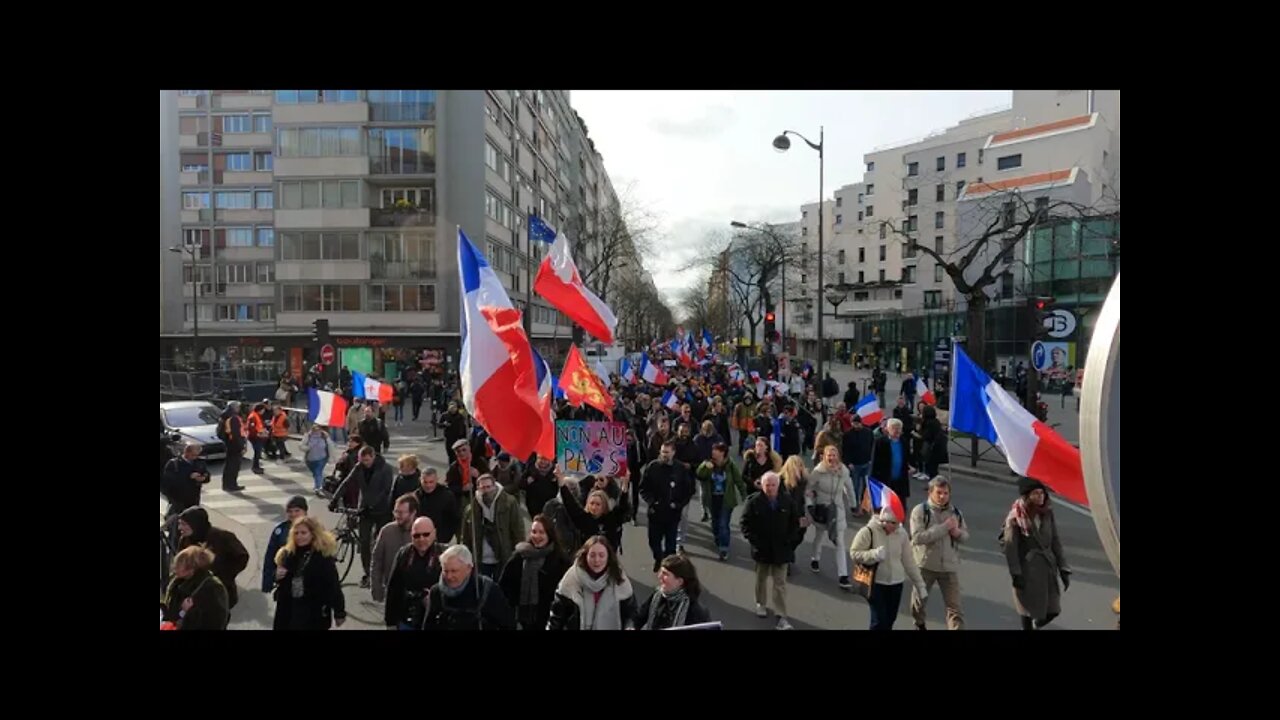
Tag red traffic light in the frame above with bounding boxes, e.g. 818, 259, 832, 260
1032, 296, 1055, 311
765, 312, 776, 322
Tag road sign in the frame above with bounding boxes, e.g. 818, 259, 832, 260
320, 344, 336, 366
1032, 341, 1050, 371
1045, 309, 1077, 339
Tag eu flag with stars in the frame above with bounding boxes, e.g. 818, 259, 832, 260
529, 215, 557, 244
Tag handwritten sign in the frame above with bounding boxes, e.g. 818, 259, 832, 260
555, 421, 628, 477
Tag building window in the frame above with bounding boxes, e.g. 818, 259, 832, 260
215, 192, 252, 209
803, 210, 808, 218
957, 152, 967, 168
866, 161, 875, 172
226, 153, 251, 171
280, 232, 361, 261
838, 249, 846, 265
858, 247, 865, 263
836, 214, 843, 225
275, 90, 360, 104
903, 266, 916, 283
278, 180, 360, 210
255, 263, 274, 283
257, 304, 274, 321
225, 228, 253, 247
281, 284, 362, 311
182, 192, 210, 210
801, 227, 807, 236
485, 142, 512, 183
857, 212, 863, 222
905, 215, 918, 232
277, 127, 363, 158
255, 152, 273, 171
997, 154, 1022, 171
253, 114, 272, 134
1000, 271, 1015, 299
183, 228, 210, 248
180, 90, 205, 97
255, 191, 274, 209
936, 156, 945, 172
836, 196, 844, 208
866, 184, 875, 196
935, 211, 945, 229
256, 228, 274, 247
218, 263, 253, 283
879, 245, 886, 262
380, 188, 433, 210
907, 189, 918, 206
865, 205, 874, 218
368, 90, 437, 122
978, 149, 984, 165
838, 272, 846, 285
935, 264, 944, 283
879, 269, 886, 282
857, 271, 865, 283
1002, 201, 1016, 229
368, 127, 436, 174
879, 224, 887, 240
184, 304, 214, 321
907, 162, 919, 177
935, 236, 944, 254
936, 184, 945, 202
894, 289, 903, 299
1035, 196, 1050, 221
485, 191, 514, 229
801, 274, 807, 284
956, 180, 966, 196
222, 115, 250, 133
367, 283, 438, 312
367, 231, 437, 279
216, 304, 255, 322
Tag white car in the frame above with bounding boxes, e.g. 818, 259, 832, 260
159, 401, 228, 461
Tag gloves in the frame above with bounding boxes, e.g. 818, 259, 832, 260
1012, 575, 1025, 590
874, 545, 888, 562
1060, 570, 1071, 591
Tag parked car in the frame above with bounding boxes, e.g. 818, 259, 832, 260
159, 401, 227, 461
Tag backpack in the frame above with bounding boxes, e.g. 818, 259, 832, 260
216, 414, 231, 443
912, 503, 963, 545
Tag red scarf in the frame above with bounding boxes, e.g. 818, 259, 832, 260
460, 458, 472, 491
1005, 497, 1048, 537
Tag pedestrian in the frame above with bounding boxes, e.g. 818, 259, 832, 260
909, 477, 968, 630
844, 381, 859, 409
624, 429, 643, 522
421, 544, 517, 630
498, 514, 572, 630
392, 380, 407, 426
447, 439, 489, 504
813, 415, 843, 466
646, 415, 673, 461
546, 535, 638, 630
390, 454, 421, 502
695, 442, 747, 561
742, 436, 783, 492
891, 396, 916, 471
161, 442, 210, 517
901, 374, 917, 413
344, 400, 362, 447
842, 417, 874, 517
384, 516, 447, 630
177, 507, 249, 610
371, 494, 419, 604
354, 445, 395, 590
331, 434, 363, 509
303, 424, 330, 494
217, 402, 246, 492
915, 405, 947, 479
262, 496, 308, 593
849, 504, 928, 631
639, 440, 694, 573
693, 419, 724, 466
490, 452, 523, 497
806, 444, 856, 589
271, 516, 347, 630
706, 396, 733, 448
673, 422, 700, 550
558, 471, 631, 554
871, 418, 914, 510
409, 375, 427, 422
442, 402, 468, 464
412, 467, 459, 544
270, 403, 293, 460
634, 553, 712, 630
357, 407, 384, 459
1002, 477, 1072, 630
777, 404, 803, 460
519, 455, 559, 521
246, 402, 268, 473
459, 473, 525, 580
741, 470, 804, 630
162, 546, 229, 630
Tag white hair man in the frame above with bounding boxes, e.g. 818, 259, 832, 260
419, 543, 516, 631
871, 417, 914, 509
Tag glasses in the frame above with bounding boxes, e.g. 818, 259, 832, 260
412, 532, 434, 539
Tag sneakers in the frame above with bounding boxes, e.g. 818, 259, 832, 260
776, 618, 794, 630
359, 575, 371, 589
718, 551, 728, 561
810, 560, 820, 573
838, 576, 852, 590
755, 603, 768, 618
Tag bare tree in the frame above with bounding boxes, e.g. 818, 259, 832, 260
570, 183, 658, 305
610, 271, 676, 351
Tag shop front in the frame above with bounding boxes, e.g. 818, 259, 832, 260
331, 335, 460, 381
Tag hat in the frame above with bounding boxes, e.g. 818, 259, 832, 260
286, 495, 309, 512
1018, 477, 1048, 496
451, 438, 470, 450
879, 506, 900, 523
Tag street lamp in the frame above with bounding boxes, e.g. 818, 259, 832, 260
730, 220, 787, 340
825, 286, 847, 366
169, 245, 199, 370
773, 127, 824, 378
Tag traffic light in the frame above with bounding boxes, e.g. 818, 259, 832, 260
311, 318, 330, 344
764, 310, 777, 343
1030, 297, 1055, 339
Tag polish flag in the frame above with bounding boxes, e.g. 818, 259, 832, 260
352, 371, 394, 404
458, 228, 545, 461
620, 357, 636, 385
639, 353, 669, 385
950, 346, 1086, 506
533, 230, 618, 344
867, 478, 906, 521
855, 393, 883, 426
307, 388, 348, 427
916, 376, 936, 406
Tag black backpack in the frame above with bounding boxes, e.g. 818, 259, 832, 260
912, 503, 964, 546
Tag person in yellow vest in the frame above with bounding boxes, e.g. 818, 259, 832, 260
271, 402, 293, 460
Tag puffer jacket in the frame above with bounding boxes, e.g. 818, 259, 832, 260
909, 501, 969, 574
849, 516, 926, 590
806, 462, 854, 514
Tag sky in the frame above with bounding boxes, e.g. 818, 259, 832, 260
569, 90, 1012, 306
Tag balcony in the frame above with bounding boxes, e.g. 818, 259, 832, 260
369, 102, 436, 123
371, 207, 436, 228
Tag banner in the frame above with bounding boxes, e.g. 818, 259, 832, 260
555, 421, 628, 476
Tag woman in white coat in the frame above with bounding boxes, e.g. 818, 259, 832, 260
805, 444, 857, 590
849, 505, 928, 630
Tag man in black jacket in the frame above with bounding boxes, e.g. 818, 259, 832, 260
777, 405, 803, 460
447, 440, 490, 503
177, 506, 250, 610
441, 403, 468, 464
844, 381, 860, 409
355, 446, 395, 589
520, 455, 559, 521
385, 516, 448, 630
842, 419, 874, 517
412, 468, 460, 544
422, 544, 516, 631
358, 407, 386, 458
741, 471, 804, 630
640, 440, 694, 573
409, 376, 427, 422
218, 402, 246, 492
161, 443, 210, 517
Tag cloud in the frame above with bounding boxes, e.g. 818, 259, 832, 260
649, 105, 735, 139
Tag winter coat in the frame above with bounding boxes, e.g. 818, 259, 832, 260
695, 458, 747, 513
304, 431, 330, 464
177, 508, 249, 609
917, 418, 948, 465
491, 462, 523, 497
498, 545, 572, 630
520, 463, 560, 520
674, 437, 700, 468
807, 462, 855, 515
1003, 508, 1070, 621
356, 455, 395, 516
422, 573, 516, 631
358, 418, 385, 452
693, 432, 723, 464
849, 517, 926, 590
384, 542, 447, 628
345, 406, 362, 436
639, 460, 694, 523
842, 425, 874, 466
909, 502, 968, 574
546, 569, 637, 630
459, 489, 525, 568
413, 484, 461, 544
161, 457, 209, 514
370, 521, 413, 602
777, 417, 803, 459
272, 547, 346, 630
706, 410, 733, 446
871, 435, 912, 503
391, 470, 420, 506
446, 456, 490, 502
741, 449, 783, 491
740, 490, 803, 565
262, 520, 291, 592
162, 569, 229, 630
633, 590, 712, 630
559, 484, 630, 552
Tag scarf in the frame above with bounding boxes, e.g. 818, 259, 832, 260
515, 541, 555, 608
440, 572, 472, 599
643, 587, 691, 630
1005, 497, 1046, 538
573, 566, 621, 630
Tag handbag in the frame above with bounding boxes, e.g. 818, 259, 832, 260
850, 528, 879, 600
809, 504, 832, 525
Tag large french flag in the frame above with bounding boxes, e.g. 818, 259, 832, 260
855, 393, 883, 426
307, 388, 348, 427
950, 346, 1086, 506
620, 357, 636, 385
351, 371, 394, 404
867, 478, 906, 521
458, 228, 545, 461
531, 347, 556, 460
639, 353, 669, 385
532, 227, 618, 344
916, 376, 936, 406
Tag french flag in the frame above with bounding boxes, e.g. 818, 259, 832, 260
661, 389, 681, 410
867, 478, 906, 521
531, 347, 556, 460
458, 228, 545, 462
620, 357, 636, 385
352, 371, 394, 404
916, 376, 936, 406
307, 388, 348, 427
531, 225, 618, 344
592, 358, 612, 386
639, 353, 669, 385
855, 393, 883, 426
728, 363, 745, 382
950, 346, 1087, 506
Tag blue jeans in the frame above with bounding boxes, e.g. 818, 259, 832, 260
251, 439, 264, 469
393, 404, 404, 422
850, 463, 869, 511
868, 582, 904, 631
710, 494, 731, 553
306, 459, 326, 490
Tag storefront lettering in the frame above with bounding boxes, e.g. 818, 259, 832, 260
335, 337, 389, 347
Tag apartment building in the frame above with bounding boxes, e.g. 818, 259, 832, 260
159, 89, 625, 377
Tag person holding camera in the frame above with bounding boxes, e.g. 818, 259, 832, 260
384, 516, 448, 630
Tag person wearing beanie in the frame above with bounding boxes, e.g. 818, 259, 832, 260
849, 500, 927, 631
177, 506, 250, 610
263, 496, 309, 592
1002, 477, 1071, 630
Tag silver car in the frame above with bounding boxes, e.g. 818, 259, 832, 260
159, 401, 228, 461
